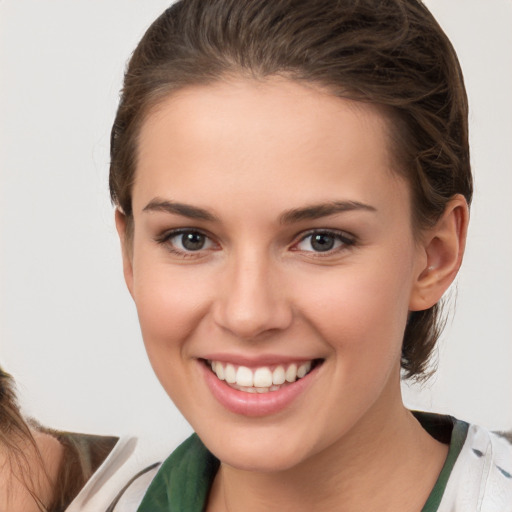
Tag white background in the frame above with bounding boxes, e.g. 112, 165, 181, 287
1, 0, 511, 461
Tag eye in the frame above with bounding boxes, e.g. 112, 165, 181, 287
157, 229, 217, 255
293, 230, 355, 253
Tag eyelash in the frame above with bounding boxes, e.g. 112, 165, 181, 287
155, 228, 356, 257
155, 229, 218, 258
291, 229, 356, 256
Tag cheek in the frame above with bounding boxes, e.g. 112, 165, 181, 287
130, 257, 217, 412
293, 258, 413, 364
131, 254, 213, 357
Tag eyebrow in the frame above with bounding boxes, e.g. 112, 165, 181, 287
143, 198, 218, 221
142, 198, 376, 223
279, 201, 377, 224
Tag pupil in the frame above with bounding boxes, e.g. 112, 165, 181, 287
311, 234, 334, 252
182, 232, 205, 250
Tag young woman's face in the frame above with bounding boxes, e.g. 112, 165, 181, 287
122, 78, 428, 471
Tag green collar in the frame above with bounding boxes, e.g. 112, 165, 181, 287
415, 413, 469, 511
137, 434, 219, 511
137, 413, 468, 512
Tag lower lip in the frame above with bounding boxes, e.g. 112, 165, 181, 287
200, 361, 319, 417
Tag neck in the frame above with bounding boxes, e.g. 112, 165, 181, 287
208, 399, 448, 512
0, 429, 64, 512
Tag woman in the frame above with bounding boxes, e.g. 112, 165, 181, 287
0, 367, 143, 511
108, 0, 512, 510
0, 367, 63, 511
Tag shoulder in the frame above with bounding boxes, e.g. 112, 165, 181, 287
64, 435, 154, 512
104, 462, 162, 512
439, 421, 512, 511
119, 434, 219, 512
0, 429, 65, 512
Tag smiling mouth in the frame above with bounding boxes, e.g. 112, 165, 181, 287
204, 359, 323, 394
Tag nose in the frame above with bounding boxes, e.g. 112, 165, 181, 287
213, 253, 293, 339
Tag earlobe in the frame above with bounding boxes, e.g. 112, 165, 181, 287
115, 209, 135, 297
409, 195, 469, 311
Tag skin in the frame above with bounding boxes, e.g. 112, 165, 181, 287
0, 429, 64, 512
117, 77, 468, 511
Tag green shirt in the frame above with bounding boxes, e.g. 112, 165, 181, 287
137, 413, 468, 512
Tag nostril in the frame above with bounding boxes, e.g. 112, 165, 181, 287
212, 267, 293, 338
213, 302, 293, 339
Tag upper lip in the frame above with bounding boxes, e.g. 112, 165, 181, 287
200, 353, 322, 367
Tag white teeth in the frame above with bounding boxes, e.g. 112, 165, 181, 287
232, 385, 257, 393
214, 362, 225, 380
272, 366, 286, 385
285, 364, 298, 383
210, 360, 316, 392
225, 364, 236, 384
236, 366, 253, 387
297, 361, 312, 379
253, 367, 273, 387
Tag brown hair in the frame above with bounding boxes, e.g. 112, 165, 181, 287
110, 0, 472, 379
0, 368, 91, 511
0, 367, 48, 510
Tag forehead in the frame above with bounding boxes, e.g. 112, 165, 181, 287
134, 77, 408, 219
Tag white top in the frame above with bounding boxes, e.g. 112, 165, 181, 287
64, 437, 161, 512
80, 422, 512, 511
438, 424, 512, 511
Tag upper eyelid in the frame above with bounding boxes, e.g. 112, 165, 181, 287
156, 227, 214, 242
294, 228, 356, 243
154, 227, 356, 250
289, 229, 356, 253
155, 228, 219, 257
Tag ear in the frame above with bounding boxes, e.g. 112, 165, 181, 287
409, 195, 469, 311
115, 209, 134, 297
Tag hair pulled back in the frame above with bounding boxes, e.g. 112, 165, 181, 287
110, 0, 472, 379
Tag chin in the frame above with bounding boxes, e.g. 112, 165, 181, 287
216, 444, 307, 473
196, 422, 320, 473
